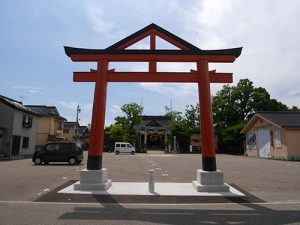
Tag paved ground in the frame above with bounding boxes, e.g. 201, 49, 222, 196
0, 152, 299, 224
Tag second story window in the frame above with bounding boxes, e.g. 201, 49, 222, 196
63, 129, 69, 134
22, 115, 33, 128
57, 122, 63, 130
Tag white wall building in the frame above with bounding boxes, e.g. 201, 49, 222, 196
0, 95, 38, 157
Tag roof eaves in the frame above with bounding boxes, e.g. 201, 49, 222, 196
241, 114, 282, 134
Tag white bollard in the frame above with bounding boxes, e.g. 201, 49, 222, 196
148, 169, 155, 192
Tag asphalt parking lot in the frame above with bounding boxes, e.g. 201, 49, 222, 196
0, 152, 300, 224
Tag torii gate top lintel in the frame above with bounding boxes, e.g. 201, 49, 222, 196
64, 23, 242, 171
64, 23, 242, 62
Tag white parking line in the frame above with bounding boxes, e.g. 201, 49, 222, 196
37, 188, 50, 196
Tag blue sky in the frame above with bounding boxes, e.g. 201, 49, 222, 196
1, 0, 300, 126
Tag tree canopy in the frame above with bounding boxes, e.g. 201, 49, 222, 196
114, 102, 144, 128
107, 102, 143, 145
212, 78, 294, 154
212, 79, 289, 129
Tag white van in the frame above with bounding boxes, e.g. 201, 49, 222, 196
114, 142, 136, 155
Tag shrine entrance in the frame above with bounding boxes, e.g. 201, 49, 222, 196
64, 23, 242, 174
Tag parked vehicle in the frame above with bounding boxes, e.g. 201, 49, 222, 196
32, 142, 83, 165
114, 142, 135, 155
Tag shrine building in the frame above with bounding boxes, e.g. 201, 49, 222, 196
136, 115, 171, 150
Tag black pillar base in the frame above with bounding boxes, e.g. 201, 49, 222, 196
202, 157, 217, 171
87, 156, 102, 170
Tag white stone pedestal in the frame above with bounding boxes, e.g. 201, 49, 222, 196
74, 168, 112, 191
192, 169, 229, 192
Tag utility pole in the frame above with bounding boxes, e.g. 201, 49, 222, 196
76, 105, 81, 136
170, 98, 173, 118
140, 98, 143, 150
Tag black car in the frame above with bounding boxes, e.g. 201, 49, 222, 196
32, 142, 83, 165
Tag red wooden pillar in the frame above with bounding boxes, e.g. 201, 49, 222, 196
197, 60, 217, 171
87, 59, 108, 170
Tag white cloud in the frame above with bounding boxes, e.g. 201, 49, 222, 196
138, 62, 198, 97
53, 100, 93, 125
55, 100, 78, 110
11, 83, 43, 94
180, 0, 300, 107
85, 1, 116, 37
109, 104, 121, 113
140, 83, 197, 97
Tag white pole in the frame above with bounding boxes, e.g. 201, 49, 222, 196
148, 169, 155, 192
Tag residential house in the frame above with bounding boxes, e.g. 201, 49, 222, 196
0, 95, 38, 157
62, 121, 79, 141
26, 105, 66, 147
78, 125, 90, 139
241, 112, 300, 160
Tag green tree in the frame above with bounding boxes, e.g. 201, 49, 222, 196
184, 104, 200, 127
213, 79, 290, 129
164, 106, 183, 123
107, 124, 125, 142
164, 104, 200, 152
115, 102, 144, 128
217, 123, 246, 155
212, 78, 291, 154
108, 102, 144, 146
290, 105, 300, 111
212, 84, 239, 128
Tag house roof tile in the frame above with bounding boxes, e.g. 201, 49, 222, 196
0, 95, 39, 116
256, 111, 300, 127
241, 111, 300, 134
25, 105, 58, 116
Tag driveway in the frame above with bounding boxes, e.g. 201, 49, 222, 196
0, 152, 299, 224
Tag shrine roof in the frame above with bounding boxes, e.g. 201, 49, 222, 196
139, 115, 171, 127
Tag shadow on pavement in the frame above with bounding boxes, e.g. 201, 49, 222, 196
57, 197, 300, 225
37, 181, 299, 224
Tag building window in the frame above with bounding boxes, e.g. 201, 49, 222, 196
63, 129, 69, 134
57, 122, 63, 130
22, 137, 29, 148
22, 115, 33, 128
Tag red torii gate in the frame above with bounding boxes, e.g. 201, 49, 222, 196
64, 23, 242, 172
